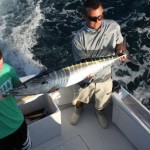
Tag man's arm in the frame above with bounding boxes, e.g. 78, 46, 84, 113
115, 22, 128, 61
115, 42, 128, 61
115, 42, 129, 54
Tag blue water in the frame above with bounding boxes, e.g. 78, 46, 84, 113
0, 0, 150, 110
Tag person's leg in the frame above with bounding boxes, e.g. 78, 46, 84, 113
13, 120, 32, 150
0, 134, 14, 150
70, 83, 95, 125
94, 79, 112, 129
70, 101, 84, 125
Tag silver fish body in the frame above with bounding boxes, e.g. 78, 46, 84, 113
6, 55, 125, 96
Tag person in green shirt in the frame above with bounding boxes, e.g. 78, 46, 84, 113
0, 49, 31, 150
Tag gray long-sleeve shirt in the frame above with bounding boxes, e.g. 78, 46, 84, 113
72, 19, 123, 82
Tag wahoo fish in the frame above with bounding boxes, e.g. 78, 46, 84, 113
4, 55, 126, 96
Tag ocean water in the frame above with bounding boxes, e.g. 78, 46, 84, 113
0, 0, 149, 110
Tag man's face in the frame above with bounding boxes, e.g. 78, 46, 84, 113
84, 6, 103, 30
0, 58, 3, 72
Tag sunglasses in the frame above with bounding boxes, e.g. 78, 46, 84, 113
87, 15, 103, 22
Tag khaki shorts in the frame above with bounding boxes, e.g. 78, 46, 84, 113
72, 78, 112, 110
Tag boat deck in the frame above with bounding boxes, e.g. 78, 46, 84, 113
32, 102, 136, 150
18, 77, 149, 150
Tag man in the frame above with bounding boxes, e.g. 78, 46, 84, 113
0, 49, 31, 150
70, 0, 127, 129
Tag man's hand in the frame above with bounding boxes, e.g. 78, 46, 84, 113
116, 50, 127, 61
86, 74, 94, 79
50, 87, 59, 93
116, 42, 128, 62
